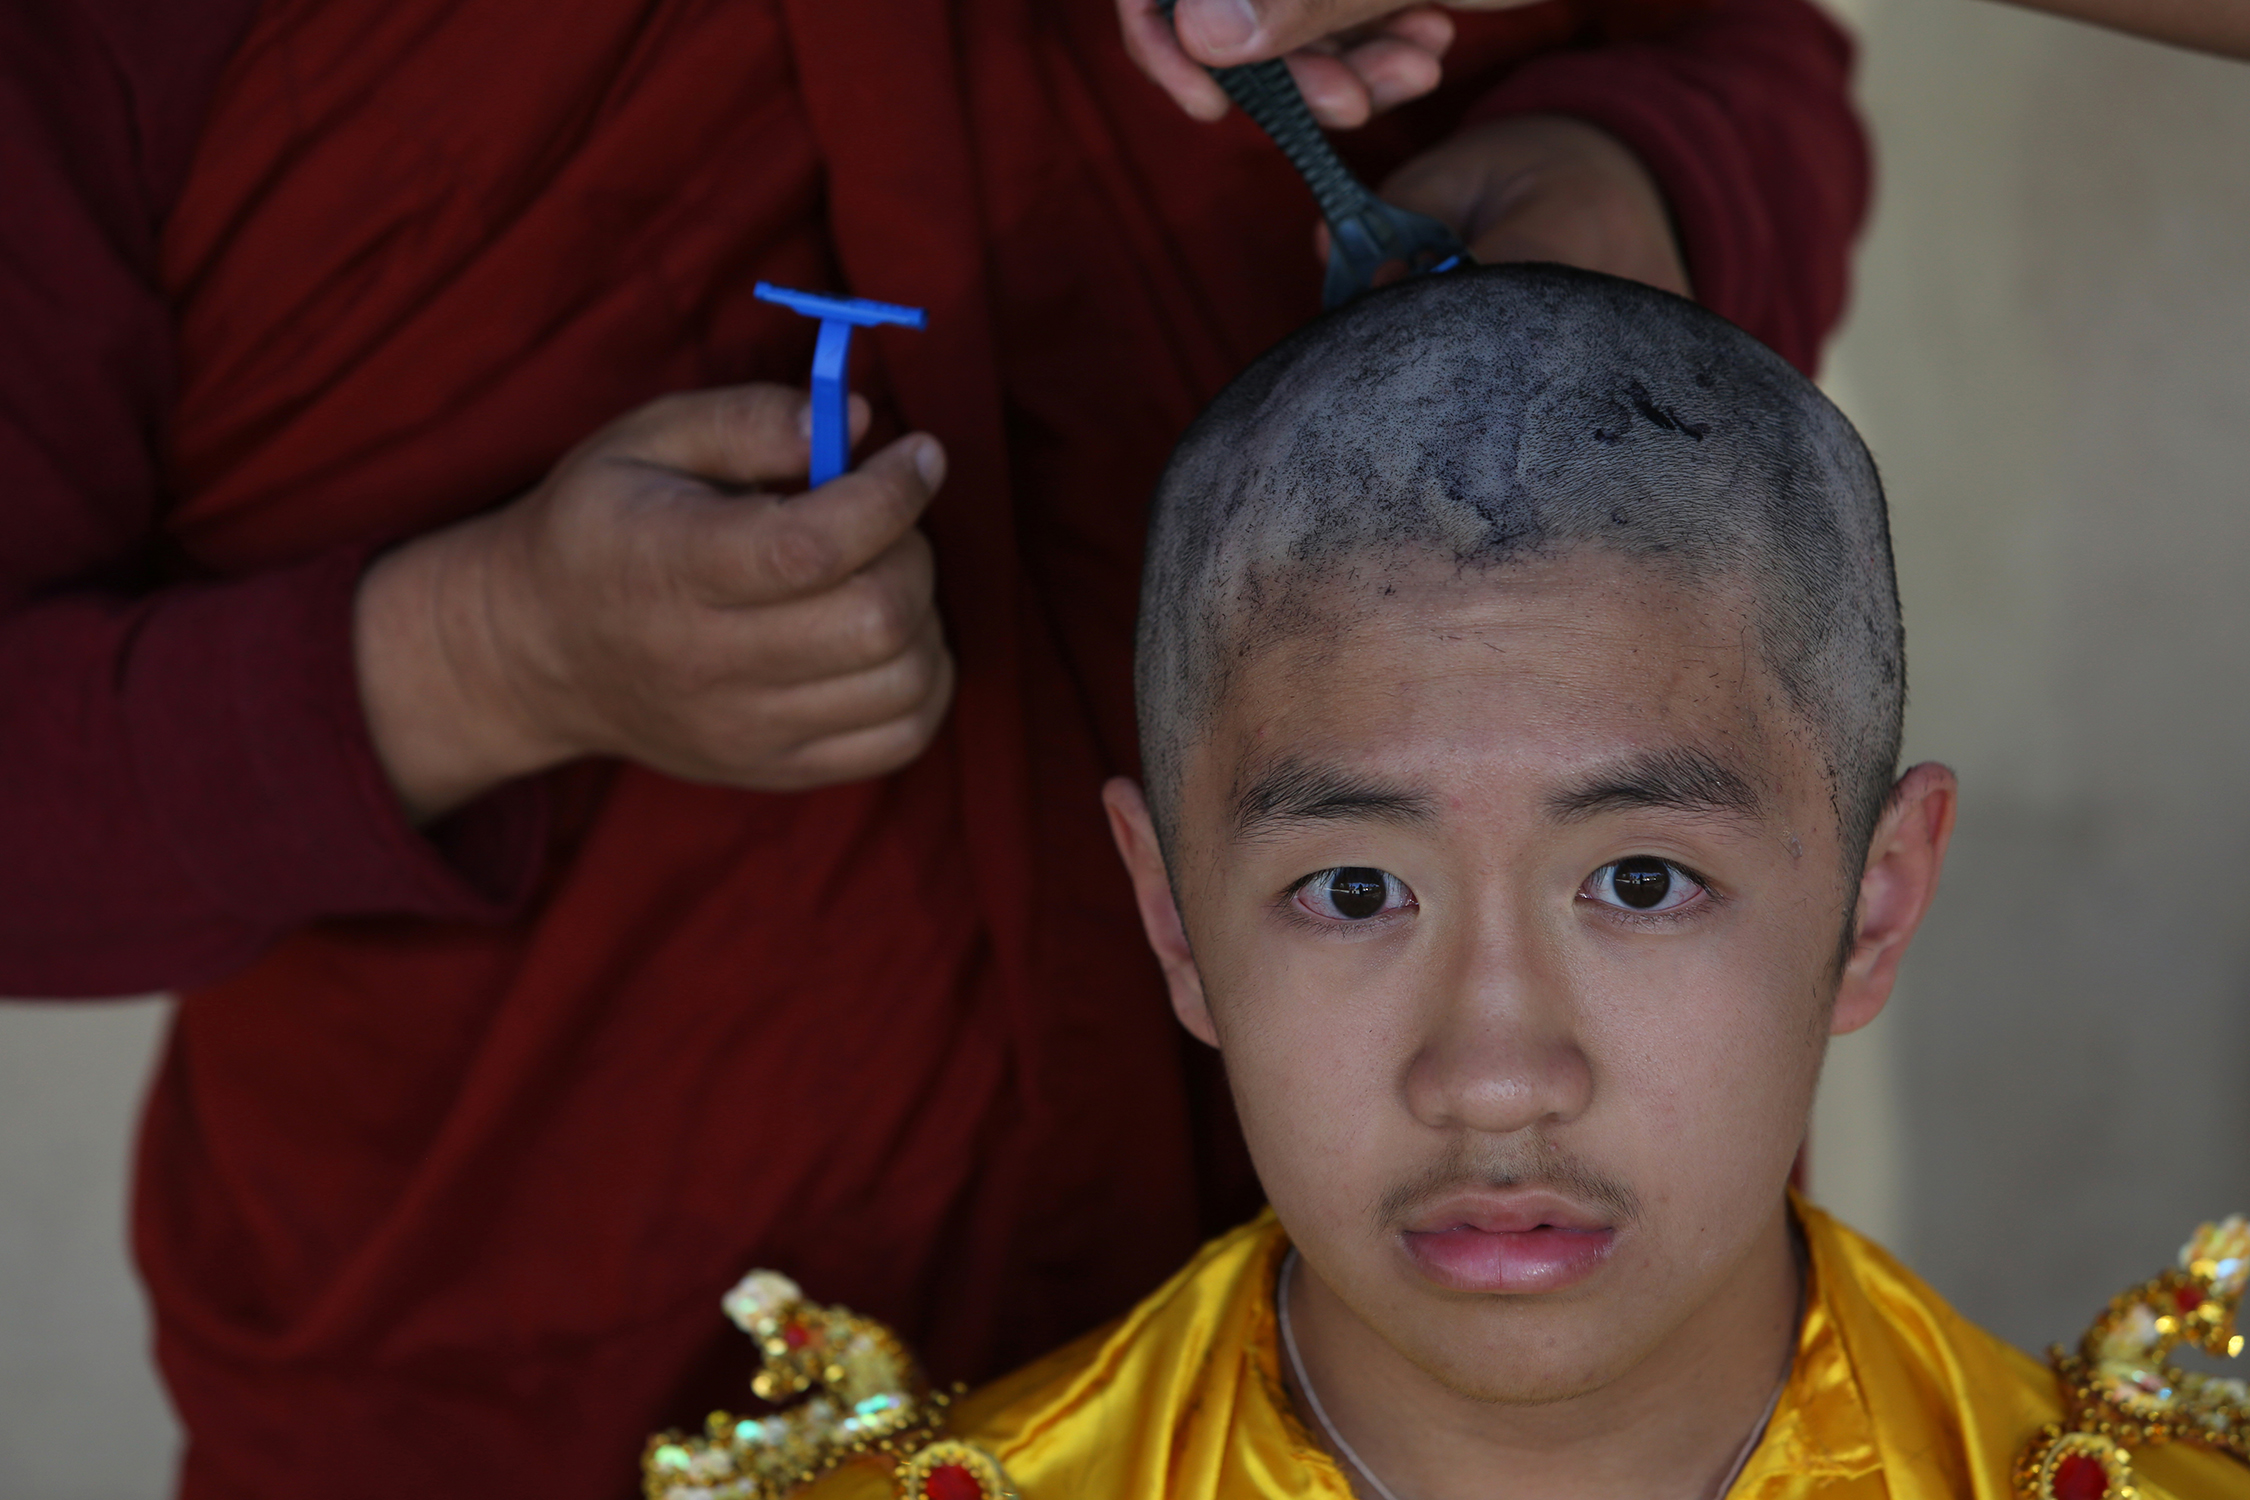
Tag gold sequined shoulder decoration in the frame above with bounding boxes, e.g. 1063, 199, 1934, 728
640, 1270, 1016, 1500
2015, 1214, 2249, 1500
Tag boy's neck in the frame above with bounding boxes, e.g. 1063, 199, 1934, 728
1279, 1199, 1803, 1500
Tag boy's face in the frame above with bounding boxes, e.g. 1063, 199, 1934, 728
1108, 547, 1952, 1405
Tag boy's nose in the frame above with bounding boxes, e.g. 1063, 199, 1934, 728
1399, 920, 1593, 1137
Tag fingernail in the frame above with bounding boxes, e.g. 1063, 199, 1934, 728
1187, 0, 1258, 54
797, 400, 815, 440
914, 437, 946, 488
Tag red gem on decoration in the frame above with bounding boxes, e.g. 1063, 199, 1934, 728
2053, 1453, 2108, 1500
924, 1463, 983, 1500
2174, 1284, 2205, 1313
781, 1322, 811, 1349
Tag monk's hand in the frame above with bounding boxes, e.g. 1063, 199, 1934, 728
1373, 114, 1692, 296
355, 385, 956, 823
1119, 0, 1479, 127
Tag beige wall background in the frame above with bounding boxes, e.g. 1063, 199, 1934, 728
1808, 0, 2250, 1351
3, 3, 2247, 1493
0, 999, 176, 1495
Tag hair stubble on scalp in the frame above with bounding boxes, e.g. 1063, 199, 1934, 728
1134, 264, 1905, 895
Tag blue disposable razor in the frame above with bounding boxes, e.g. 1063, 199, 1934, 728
1155, 0, 1473, 308
752, 282, 928, 487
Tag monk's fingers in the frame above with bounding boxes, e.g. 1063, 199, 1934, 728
753, 650, 959, 791
1283, 52, 1377, 129
1336, 11, 1452, 113
664, 623, 953, 790
748, 616, 951, 737
1167, 0, 1379, 66
663, 434, 947, 607
1371, 5, 1451, 52
1168, 0, 1467, 68
1124, 0, 1449, 126
642, 602, 945, 728
608, 384, 873, 487
674, 530, 939, 686
1117, 0, 1232, 121
1284, 10, 1450, 126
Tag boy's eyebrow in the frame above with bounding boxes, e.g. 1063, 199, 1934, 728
1545, 746, 1765, 825
1231, 756, 1439, 843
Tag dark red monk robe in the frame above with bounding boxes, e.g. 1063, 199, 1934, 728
0, 1, 1868, 1495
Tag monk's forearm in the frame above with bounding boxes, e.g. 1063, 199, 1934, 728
1457, 0, 1870, 375
0, 555, 550, 996
1985, 0, 2250, 57
1378, 116, 1693, 302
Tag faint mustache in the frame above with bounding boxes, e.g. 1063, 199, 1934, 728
1373, 1137, 1643, 1231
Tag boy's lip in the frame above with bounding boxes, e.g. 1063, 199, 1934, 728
1397, 1189, 1620, 1295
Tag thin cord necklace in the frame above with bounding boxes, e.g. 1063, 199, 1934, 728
1275, 1248, 1789, 1500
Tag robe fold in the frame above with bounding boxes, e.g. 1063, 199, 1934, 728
810, 1202, 2250, 1500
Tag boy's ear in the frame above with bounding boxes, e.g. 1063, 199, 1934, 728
1833, 761, 1958, 1036
1101, 777, 1219, 1048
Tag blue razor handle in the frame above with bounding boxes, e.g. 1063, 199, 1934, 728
752, 283, 928, 487
1155, 0, 1472, 308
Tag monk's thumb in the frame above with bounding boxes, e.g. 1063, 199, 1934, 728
749, 433, 945, 591
847, 433, 947, 516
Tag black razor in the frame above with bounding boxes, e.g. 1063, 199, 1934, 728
1156, 0, 1474, 307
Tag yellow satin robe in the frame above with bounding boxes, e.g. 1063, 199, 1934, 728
812, 1200, 2250, 1499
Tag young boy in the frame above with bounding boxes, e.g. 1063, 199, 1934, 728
655, 266, 2248, 1500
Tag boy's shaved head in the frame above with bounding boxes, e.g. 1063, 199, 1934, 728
1136, 263, 1903, 867
1104, 264, 1957, 1448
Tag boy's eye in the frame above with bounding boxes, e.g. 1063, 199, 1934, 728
1584, 856, 1705, 913
1296, 867, 1416, 922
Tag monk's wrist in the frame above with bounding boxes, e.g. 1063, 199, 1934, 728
353, 511, 583, 825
